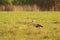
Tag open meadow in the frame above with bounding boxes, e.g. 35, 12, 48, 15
0, 11, 60, 40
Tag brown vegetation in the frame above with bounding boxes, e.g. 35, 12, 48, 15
0, 4, 59, 11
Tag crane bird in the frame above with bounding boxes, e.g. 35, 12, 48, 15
32, 20, 43, 28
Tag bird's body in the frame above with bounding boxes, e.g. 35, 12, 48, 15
32, 20, 43, 28
33, 23, 43, 28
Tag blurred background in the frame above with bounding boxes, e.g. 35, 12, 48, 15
0, 0, 60, 11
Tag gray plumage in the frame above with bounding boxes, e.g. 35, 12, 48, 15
32, 20, 43, 28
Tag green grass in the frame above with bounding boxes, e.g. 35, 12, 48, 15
0, 11, 60, 40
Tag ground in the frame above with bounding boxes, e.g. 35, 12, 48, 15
0, 11, 60, 40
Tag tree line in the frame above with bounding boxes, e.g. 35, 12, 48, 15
0, 0, 59, 11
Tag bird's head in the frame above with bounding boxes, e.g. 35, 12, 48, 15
32, 19, 36, 24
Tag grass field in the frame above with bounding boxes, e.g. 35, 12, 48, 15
0, 11, 60, 40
